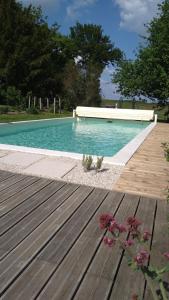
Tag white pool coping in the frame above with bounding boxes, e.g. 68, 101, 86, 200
0, 117, 157, 166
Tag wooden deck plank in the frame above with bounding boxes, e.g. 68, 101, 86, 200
144, 200, 169, 299
36, 191, 124, 299
0, 178, 50, 217
2, 188, 108, 299
0, 180, 65, 236
0, 170, 167, 300
0, 174, 27, 192
0, 175, 40, 204
0, 185, 93, 296
70, 194, 139, 300
0, 170, 15, 182
109, 197, 157, 300
0, 183, 79, 260
114, 123, 169, 199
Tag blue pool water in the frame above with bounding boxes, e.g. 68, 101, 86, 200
0, 118, 149, 157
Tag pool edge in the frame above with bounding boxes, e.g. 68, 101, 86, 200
0, 119, 156, 166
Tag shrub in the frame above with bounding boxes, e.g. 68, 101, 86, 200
6, 86, 22, 107
26, 107, 39, 114
0, 106, 9, 114
82, 154, 93, 171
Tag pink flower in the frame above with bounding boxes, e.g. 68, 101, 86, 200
99, 214, 114, 229
143, 230, 151, 241
163, 252, 169, 260
108, 221, 127, 234
127, 217, 142, 238
134, 250, 149, 266
108, 220, 118, 233
117, 224, 127, 233
123, 239, 134, 248
127, 217, 142, 229
103, 236, 116, 247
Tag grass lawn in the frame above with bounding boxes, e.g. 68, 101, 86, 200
0, 111, 72, 123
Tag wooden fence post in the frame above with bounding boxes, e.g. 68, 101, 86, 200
28, 96, 31, 109
58, 96, 61, 114
54, 97, 56, 114
47, 98, 49, 109
39, 97, 42, 110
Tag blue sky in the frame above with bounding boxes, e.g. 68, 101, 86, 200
20, 0, 162, 99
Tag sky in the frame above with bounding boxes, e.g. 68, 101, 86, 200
19, 0, 162, 99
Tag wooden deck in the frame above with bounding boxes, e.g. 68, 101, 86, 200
114, 123, 169, 200
0, 170, 168, 299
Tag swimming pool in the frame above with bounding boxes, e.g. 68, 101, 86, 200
0, 118, 150, 157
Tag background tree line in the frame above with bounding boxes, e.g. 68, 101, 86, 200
1, 0, 169, 115
113, 0, 169, 119
0, 0, 122, 111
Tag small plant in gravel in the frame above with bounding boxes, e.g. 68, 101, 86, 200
82, 154, 93, 171
95, 156, 104, 172
99, 214, 169, 300
161, 142, 169, 162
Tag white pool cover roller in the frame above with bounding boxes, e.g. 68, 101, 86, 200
75, 106, 155, 121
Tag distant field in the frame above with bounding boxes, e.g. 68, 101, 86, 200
102, 99, 168, 122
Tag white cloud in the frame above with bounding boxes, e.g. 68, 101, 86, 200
66, 0, 97, 19
114, 0, 162, 33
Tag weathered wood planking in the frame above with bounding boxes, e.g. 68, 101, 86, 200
0, 176, 40, 205
40, 193, 138, 300
0, 185, 93, 295
114, 123, 169, 199
2, 188, 108, 299
0, 178, 52, 218
0, 183, 80, 260
144, 200, 169, 300
0, 173, 28, 192
0, 180, 65, 235
0, 170, 168, 300
109, 197, 157, 300
0, 170, 15, 182
36, 191, 123, 300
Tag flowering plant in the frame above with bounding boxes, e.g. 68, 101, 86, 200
99, 214, 169, 300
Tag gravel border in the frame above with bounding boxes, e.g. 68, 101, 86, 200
62, 161, 123, 190
0, 150, 123, 190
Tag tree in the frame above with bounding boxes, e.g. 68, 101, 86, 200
69, 23, 122, 107
113, 60, 141, 108
85, 63, 101, 107
70, 22, 122, 71
136, 0, 169, 103
62, 60, 86, 110
113, 0, 169, 114
0, 0, 69, 104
